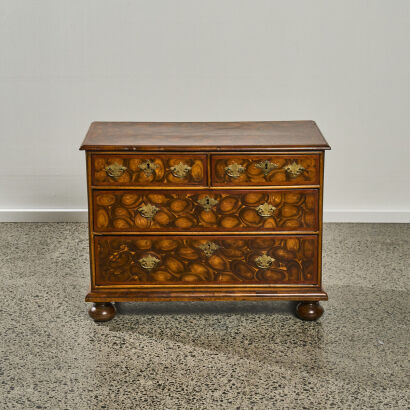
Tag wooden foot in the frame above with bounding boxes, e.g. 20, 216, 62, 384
295, 301, 324, 321
88, 302, 116, 322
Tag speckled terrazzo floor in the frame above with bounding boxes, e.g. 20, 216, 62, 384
0, 223, 409, 409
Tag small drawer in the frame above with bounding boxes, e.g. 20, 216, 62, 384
211, 154, 320, 186
94, 235, 318, 286
91, 154, 207, 186
93, 189, 319, 232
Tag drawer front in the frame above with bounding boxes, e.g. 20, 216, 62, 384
94, 235, 318, 286
211, 154, 319, 186
91, 154, 207, 186
93, 189, 319, 232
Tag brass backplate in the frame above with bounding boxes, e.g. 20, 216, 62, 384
255, 254, 275, 269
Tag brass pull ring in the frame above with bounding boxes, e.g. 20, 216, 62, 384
105, 163, 127, 179
256, 202, 276, 217
255, 254, 275, 269
138, 254, 160, 270
225, 162, 245, 178
170, 162, 192, 178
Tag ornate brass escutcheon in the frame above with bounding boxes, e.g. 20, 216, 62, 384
284, 161, 305, 177
255, 254, 275, 269
138, 254, 160, 270
138, 159, 159, 177
170, 162, 191, 178
138, 203, 159, 219
198, 196, 219, 211
105, 162, 127, 179
255, 159, 278, 175
197, 241, 220, 257
256, 202, 276, 217
225, 162, 245, 178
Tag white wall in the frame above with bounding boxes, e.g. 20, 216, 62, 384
1, 0, 409, 222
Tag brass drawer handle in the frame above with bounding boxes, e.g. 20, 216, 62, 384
256, 202, 276, 217
170, 162, 191, 178
255, 254, 275, 269
138, 203, 159, 219
105, 163, 127, 179
284, 161, 305, 177
255, 159, 278, 175
197, 241, 220, 256
198, 196, 219, 211
138, 254, 160, 270
138, 159, 158, 177
225, 162, 245, 178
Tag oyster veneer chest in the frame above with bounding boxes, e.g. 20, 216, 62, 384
80, 121, 330, 321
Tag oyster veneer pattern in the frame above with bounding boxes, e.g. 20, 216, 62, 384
92, 154, 206, 186
95, 236, 318, 285
81, 121, 330, 321
93, 189, 319, 232
212, 154, 319, 186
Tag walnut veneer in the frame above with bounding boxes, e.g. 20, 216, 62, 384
80, 121, 330, 322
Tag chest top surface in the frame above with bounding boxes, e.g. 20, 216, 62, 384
80, 121, 330, 152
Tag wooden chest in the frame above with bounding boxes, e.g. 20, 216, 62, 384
80, 121, 330, 321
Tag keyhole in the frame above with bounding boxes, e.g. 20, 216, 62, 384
265, 163, 268, 169
206, 198, 210, 205
147, 163, 150, 169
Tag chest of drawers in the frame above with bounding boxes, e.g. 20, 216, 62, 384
80, 121, 330, 321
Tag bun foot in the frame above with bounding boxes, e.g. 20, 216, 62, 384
295, 301, 324, 321
88, 302, 116, 322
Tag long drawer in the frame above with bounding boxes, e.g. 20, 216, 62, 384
94, 235, 318, 286
93, 189, 319, 232
91, 154, 207, 186
211, 154, 320, 186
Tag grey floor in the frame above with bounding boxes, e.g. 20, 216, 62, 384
0, 223, 409, 409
